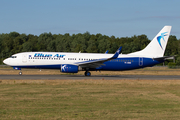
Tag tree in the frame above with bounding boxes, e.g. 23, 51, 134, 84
12, 36, 24, 53
98, 37, 111, 53
176, 57, 180, 66
9, 32, 20, 38
55, 34, 72, 52
47, 40, 56, 52
22, 42, 33, 52
0, 30, 180, 66
0, 34, 2, 54
83, 31, 91, 42
165, 35, 178, 56
38, 32, 53, 51
87, 35, 98, 53
71, 33, 87, 52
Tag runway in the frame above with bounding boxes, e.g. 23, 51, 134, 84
0, 75, 180, 80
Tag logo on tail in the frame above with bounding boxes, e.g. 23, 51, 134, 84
157, 32, 168, 49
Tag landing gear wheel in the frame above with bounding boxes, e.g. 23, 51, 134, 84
85, 71, 91, 76
19, 72, 22, 75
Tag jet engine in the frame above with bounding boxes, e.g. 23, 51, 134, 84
61, 64, 79, 73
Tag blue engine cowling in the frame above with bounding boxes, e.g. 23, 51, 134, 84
61, 64, 78, 73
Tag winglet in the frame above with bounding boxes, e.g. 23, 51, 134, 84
105, 50, 109, 54
111, 46, 122, 59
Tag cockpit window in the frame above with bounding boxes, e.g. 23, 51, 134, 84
11, 56, 17, 58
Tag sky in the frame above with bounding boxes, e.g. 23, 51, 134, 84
0, 0, 180, 40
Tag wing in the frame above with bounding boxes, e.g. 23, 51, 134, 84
75, 47, 122, 68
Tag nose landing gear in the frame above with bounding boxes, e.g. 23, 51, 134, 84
13, 67, 22, 75
84, 71, 91, 76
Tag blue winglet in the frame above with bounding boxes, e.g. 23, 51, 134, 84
111, 46, 122, 59
105, 50, 109, 54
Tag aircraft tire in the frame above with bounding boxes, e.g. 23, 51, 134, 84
19, 72, 22, 75
85, 71, 91, 76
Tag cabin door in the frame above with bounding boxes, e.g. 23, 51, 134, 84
139, 57, 143, 66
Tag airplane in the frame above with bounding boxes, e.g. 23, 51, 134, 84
3, 26, 172, 76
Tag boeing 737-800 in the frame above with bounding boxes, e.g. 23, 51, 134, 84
3, 26, 172, 76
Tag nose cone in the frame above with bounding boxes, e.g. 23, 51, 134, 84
3, 59, 9, 65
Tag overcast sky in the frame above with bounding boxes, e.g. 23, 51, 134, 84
0, 0, 180, 39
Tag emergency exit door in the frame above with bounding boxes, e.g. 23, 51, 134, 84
22, 54, 27, 63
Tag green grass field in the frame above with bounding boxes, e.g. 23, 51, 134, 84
0, 80, 180, 119
1, 66, 180, 75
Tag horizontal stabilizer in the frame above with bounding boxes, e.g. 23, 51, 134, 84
153, 56, 173, 61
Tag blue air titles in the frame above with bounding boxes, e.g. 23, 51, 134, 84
34, 53, 65, 58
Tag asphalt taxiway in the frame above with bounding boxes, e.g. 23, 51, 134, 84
0, 75, 180, 80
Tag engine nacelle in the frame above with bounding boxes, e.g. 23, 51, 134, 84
61, 64, 78, 73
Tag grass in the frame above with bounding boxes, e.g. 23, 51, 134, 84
0, 80, 180, 119
1, 66, 180, 75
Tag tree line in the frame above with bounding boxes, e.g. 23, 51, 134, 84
0, 31, 180, 65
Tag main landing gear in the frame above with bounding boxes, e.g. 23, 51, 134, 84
84, 71, 91, 76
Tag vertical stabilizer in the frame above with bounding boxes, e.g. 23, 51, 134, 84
128, 26, 172, 57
